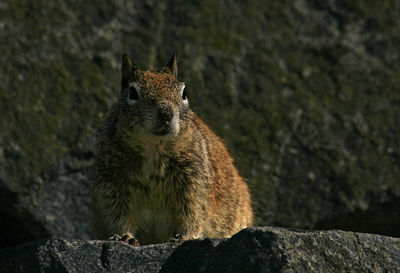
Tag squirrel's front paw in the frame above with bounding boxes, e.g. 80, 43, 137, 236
169, 233, 184, 244
109, 233, 140, 246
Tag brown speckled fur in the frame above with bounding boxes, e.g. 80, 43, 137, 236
92, 54, 253, 245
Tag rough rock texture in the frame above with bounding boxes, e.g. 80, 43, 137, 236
0, 237, 177, 273
161, 227, 400, 273
0, 0, 399, 248
1, 227, 399, 273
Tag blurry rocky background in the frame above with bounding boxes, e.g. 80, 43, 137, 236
0, 0, 399, 248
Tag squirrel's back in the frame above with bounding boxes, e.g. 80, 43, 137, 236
92, 54, 253, 245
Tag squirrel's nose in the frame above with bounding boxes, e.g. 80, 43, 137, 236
157, 106, 173, 123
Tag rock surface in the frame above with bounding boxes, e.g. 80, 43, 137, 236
0, 0, 399, 247
0, 237, 177, 273
161, 227, 400, 273
1, 227, 399, 273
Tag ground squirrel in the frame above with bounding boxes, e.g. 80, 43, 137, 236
92, 54, 253, 245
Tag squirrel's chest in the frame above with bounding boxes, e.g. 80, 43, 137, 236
127, 176, 183, 244
141, 153, 166, 180
132, 183, 180, 243
126, 151, 185, 243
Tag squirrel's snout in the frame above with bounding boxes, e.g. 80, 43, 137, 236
157, 106, 174, 123
152, 105, 178, 136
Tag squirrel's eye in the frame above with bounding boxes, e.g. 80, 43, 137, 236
127, 86, 139, 105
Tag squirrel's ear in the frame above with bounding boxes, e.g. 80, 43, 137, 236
121, 54, 136, 89
166, 53, 178, 78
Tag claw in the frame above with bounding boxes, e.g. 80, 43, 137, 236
120, 234, 131, 242
170, 233, 184, 243
108, 233, 140, 246
128, 237, 140, 247
109, 234, 122, 241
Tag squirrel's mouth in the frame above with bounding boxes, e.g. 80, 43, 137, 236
152, 126, 170, 136
152, 122, 172, 136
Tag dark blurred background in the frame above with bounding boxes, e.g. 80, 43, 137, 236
0, 0, 399, 248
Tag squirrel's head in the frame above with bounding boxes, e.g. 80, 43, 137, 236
117, 54, 189, 140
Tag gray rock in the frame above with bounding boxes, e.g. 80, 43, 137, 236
0, 237, 177, 273
161, 227, 400, 273
1, 227, 399, 273
0, 155, 93, 247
